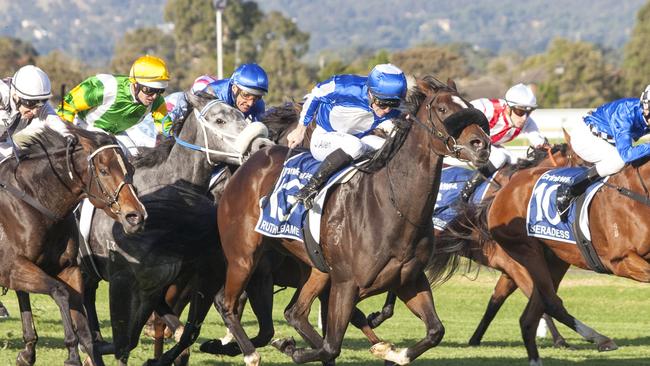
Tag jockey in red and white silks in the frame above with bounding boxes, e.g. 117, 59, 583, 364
471, 97, 546, 169
460, 83, 546, 202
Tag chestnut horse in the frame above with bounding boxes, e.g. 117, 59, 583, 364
0, 126, 145, 366
215, 76, 491, 365
451, 144, 629, 365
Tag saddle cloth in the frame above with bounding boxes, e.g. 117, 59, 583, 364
526, 167, 605, 244
255, 152, 360, 242
432, 166, 493, 230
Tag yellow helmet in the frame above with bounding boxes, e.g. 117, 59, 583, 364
129, 55, 170, 89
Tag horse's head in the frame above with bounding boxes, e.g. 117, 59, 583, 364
407, 77, 490, 165
182, 92, 275, 165
74, 128, 146, 234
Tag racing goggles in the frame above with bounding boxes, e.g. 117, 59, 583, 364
140, 85, 166, 96
19, 98, 48, 109
510, 105, 535, 117
373, 97, 401, 110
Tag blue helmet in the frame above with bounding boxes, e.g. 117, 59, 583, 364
231, 63, 269, 96
367, 64, 407, 101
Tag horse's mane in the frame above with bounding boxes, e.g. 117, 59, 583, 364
15, 125, 115, 158
131, 91, 216, 169
403, 75, 456, 116
261, 102, 301, 144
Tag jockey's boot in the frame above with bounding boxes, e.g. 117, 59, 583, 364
295, 148, 353, 209
556, 166, 600, 220
460, 162, 497, 202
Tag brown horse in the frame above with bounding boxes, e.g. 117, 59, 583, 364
450, 143, 627, 365
368, 146, 581, 348
0, 125, 145, 366
215, 76, 491, 365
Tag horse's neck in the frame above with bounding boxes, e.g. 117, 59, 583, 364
382, 124, 443, 222
138, 121, 213, 192
16, 156, 84, 220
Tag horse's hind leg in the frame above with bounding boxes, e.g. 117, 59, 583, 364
469, 272, 518, 346
370, 273, 444, 364
16, 291, 37, 366
9, 258, 81, 366
366, 292, 397, 329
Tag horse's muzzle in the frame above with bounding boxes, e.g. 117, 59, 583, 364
122, 210, 145, 234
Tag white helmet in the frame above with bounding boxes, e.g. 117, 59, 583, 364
505, 83, 537, 111
11, 65, 52, 100
640, 85, 650, 111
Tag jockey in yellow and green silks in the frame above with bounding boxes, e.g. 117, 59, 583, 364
57, 55, 170, 135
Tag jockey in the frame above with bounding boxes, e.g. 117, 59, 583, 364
57, 55, 169, 152
460, 83, 547, 201
287, 63, 407, 208
0, 65, 71, 157
556, 86, 650, 217
164, 63, 268, 129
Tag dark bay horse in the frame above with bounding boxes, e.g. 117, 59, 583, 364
78, 92, 272, 366
448, 143, 627, 365
0, 126, 145, 366
215, 76, 491, 365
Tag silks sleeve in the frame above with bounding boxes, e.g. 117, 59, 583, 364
57, 76, 104, 123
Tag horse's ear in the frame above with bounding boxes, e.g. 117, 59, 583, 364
446, 78, 457, 91
562, 127, 571, 145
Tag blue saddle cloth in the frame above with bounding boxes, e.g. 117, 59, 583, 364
526, 167, 602, 243
255, 152, 353, 242
432, 166, 492, 230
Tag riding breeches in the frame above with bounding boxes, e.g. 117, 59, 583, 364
563, 118, 624, 176
309, 126, 385, 161
487, 144, 518, 170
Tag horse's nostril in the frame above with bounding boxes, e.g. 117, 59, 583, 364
125, 212, 142, 226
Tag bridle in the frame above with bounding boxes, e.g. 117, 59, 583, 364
406, 91, 469, 160
1, 138, 133, 220
172, 99, 248, 165
78, 143, 133, 215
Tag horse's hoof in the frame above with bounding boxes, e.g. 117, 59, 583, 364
0, 307, 9, 318
270, 337, 295, 355
369, 342, 410, 365
552, 339, 573, 349
597, 339, 618, 352
467, 338, 481, 347
82, 356, 94, 366
199, 339, 241, 356
16, 352, 34, 366
529, 358, 543, 366
143, 359, 160, 366
243, 352, 261, 366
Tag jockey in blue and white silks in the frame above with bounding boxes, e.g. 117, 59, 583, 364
163, 63, 268, 131
287, 63, 407, 208
557, 88, 650, 218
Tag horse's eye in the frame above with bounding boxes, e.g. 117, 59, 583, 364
215, 118, 225, 125
438, 107, 447, 113
99, 168, 109, 176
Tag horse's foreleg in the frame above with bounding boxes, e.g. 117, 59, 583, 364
371, 273, 444, 365
58, 267, 106, 366
366, 291, 397, 329
281, 268, 330, 349
468, 272, 517, 346
9, 258, 81, 366
16, 291, 37, 366
286, 281, 358, 364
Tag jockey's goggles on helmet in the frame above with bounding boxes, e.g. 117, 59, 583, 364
509, 104, 535, 117
139, 85, 166, 96
19, 98, 47, 109
237, 88, 262, 103
373, 97, 401, 110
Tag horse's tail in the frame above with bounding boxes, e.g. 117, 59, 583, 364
425, 196, 495, 287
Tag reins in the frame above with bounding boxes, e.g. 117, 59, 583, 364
601, 165, 650, 207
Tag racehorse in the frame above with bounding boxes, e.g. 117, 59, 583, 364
78, 92, 272, 366
0, 125, 145, 366
446, 139, 625, 365
215, 76, 491, 365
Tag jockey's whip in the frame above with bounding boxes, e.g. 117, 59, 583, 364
60, 84, 65, 112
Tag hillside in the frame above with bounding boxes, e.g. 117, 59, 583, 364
1, 0, 646, 65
